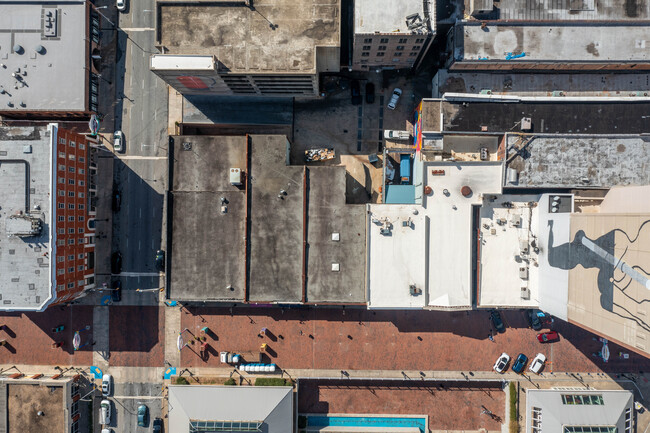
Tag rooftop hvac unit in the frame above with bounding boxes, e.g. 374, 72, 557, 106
521, 287, 530, 300
480, 147, 489, 161
511, 214, 521, 227
506, 168, 518, 185
230, 168, 242, 186
521, 117, 532, 131
519, 240, 529, 255
519, 266, 529, 280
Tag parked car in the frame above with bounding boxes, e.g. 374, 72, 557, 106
111, 252, 122, 274
155, 250, 165, 271
528, 310, 542, 331
100, 400, 111, 425
384, 130, 410, 140
111, 280, 122, 302
529, 353, 546, 374
365, 82, 375, 104
537, 330, 560, 343
153, 418, 163, 433
387, 88, 402, 110
350, 80, 362, 105
512, 353, 528, 374
101, 429, 113, 433
112, 190, 121, 212
101, 374, 112, 397
137, 404, 149, 427
493, 352, 510, 373
113, 130, 124, 153
111, 190, 122, 212
116, 0, 126, 11
490, 310, 505, 333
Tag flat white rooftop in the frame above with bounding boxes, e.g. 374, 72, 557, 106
367, 205, 427, 309
478, 194, 541, 308
367, 161, 503, 310
0, 124, 55, 311
458, 24, 650, 62
424, 161, 502, 308
0, 1, 87, 112
355, 0, 434, 35
150, 55, 216, 71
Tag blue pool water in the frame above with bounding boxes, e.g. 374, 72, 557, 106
307, 415, 426, 432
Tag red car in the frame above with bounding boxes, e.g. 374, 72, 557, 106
537, 331, 559, 343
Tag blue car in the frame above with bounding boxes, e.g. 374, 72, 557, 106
512, 353, 528, 374
137, 405, 148, 427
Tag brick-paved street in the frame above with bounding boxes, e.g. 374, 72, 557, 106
109, 306, 164, 367
0, 305, 648, 373
181, 307, 650, 372
0, 306, 93, 366
299, 379, 505, 431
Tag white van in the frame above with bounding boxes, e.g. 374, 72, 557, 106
100, 400, 111, 425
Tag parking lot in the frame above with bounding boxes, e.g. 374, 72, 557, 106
292, 72, 423, 204
95, 382, 163, 433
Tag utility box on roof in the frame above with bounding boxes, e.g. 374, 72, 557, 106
230, 168, 242, 186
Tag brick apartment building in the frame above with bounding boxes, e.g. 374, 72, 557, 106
0, 124, 97, 311
53, 127, 97, 305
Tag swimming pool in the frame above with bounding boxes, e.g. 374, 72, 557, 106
306, 415, 427, 432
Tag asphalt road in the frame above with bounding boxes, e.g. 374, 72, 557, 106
111, 0, 168, 292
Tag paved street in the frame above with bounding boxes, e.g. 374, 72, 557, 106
94, 382, 162, 433
111, 0, 168, 292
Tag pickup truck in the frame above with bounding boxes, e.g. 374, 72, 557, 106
384, 130, 410, 140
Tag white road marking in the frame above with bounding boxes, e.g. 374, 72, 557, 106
126, 238, 129, 247
138, 241, 141, 250
142, 80, 145, 89
140, 208, 142, 218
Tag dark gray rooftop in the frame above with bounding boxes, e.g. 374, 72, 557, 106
248, 135, 304, 302
168, 134, 367, 303
505, 134, 650, 188
0, 125, 54, 311
467, 0, 650, 20
433, 70, 650, 98
440, 100, 650, 134
306, 167, 365, 303
169, 136, 247, 301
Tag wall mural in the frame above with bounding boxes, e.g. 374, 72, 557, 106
547, 219, 650, 332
